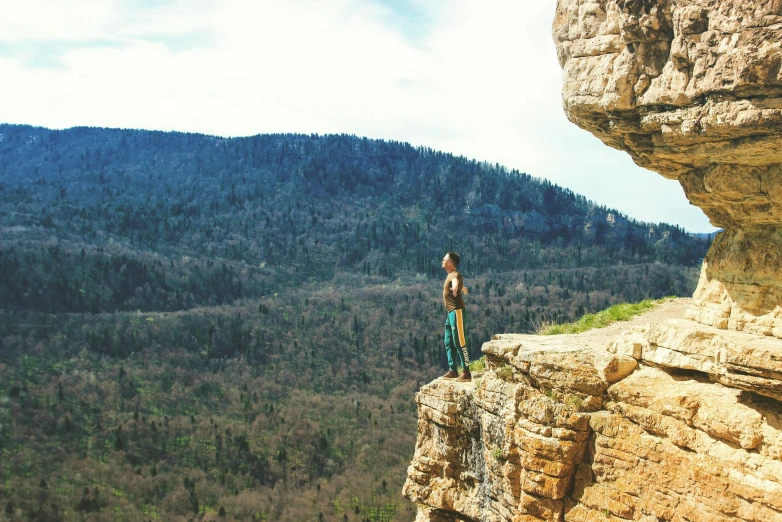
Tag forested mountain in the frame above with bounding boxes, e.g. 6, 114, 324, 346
0, 124, 709, 521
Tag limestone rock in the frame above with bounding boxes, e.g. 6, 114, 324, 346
554, 0, 782, 337
612, 315, 782, 402
593, 353, 637, 383
404, 300, 782, 521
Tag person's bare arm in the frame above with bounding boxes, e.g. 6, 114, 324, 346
451, 277, 459, 297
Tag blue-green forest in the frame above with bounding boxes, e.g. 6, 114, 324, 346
0, 124, 710, 521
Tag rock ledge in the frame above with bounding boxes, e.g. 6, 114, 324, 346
403, 299, 782, 521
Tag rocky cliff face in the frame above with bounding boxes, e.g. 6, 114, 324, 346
403, 1, 782, 520
403, 300, 782, 521
553, 0, 782, 337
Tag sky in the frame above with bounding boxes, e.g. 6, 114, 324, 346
0, 0, 716, 232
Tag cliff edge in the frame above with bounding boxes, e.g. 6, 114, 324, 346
403, 299, 782, 521
403, 1, 782, 520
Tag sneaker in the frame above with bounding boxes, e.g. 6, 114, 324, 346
455, 371, 472, 382
440, 370, 459, 379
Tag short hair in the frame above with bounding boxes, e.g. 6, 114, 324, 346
446, 251, 460, 267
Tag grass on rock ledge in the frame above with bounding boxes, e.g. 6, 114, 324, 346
538, 297, 674, 335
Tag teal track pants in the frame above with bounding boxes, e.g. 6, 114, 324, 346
444, 309, 470, 371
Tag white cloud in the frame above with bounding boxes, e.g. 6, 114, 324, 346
0, 0, 117, 40
0, 0, 715, 231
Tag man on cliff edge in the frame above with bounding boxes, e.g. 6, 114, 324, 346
440, 252, 471, 382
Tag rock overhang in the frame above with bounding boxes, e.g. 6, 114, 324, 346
554, 1, 782, 183
554, 0, 782, 338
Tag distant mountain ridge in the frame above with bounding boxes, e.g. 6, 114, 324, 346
0, 123, 709, 315
0, 124, 698, 242
0, 124, 709, 316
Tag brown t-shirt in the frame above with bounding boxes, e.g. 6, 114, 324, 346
443, 271, 466, 312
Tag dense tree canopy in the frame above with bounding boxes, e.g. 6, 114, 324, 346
0, 124, 710, 521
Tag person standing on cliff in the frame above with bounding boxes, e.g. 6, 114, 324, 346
440, 252, 471, 382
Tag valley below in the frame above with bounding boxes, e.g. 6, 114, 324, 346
0, 125, 708, 521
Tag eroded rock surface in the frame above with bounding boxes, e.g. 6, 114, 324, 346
403, 299, 782, 521
553, 0, 782, 337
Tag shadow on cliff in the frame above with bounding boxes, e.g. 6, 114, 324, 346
739, 392, 782, 434
563, 432, 597, 519
699, 227, 782, 318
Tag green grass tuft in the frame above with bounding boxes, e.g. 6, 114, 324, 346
495, 365, 513, 381
468, 356, 486, 373
538, 297, 674, 335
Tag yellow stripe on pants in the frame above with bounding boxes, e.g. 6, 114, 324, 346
455, 309, 466, 348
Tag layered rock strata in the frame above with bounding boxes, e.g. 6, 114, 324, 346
403, 299, 782, 521
553, 0, 782, 337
